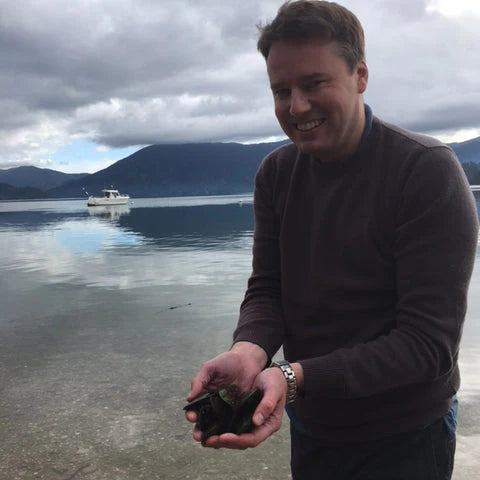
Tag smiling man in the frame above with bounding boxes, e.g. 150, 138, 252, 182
267, 39, 367, 163
186, 2, 478, 479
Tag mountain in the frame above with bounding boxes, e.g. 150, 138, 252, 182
0, 183, 47, 200
0, 166, 88, 190
46, 141, 288, 198
448, 136, 480, 184
449, 137, 480, 164
2, 135, 480, 200
46, 136, 480, 199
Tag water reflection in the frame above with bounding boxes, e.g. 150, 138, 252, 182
88, 204, 131, 220
119, 203, 254, 249
0, 197, 254, 292
0, 200, 253, 249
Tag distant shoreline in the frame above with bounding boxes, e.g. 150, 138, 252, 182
0, 192, 255, 203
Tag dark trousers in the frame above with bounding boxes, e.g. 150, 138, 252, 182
290, 417, 456, 480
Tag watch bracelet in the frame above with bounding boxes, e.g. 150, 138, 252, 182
270, 360, 297, 404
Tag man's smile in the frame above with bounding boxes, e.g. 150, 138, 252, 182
295, 118, 326, 132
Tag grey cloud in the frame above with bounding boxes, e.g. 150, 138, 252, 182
1, 0, 480, 169
88, 95, 281, 148
365, 0, 430, 21
0, 160, 32, 170
361, 1, 480, 135
406, 100, 480, 133
0, 0, 271, 126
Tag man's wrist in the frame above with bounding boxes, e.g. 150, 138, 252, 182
230, 341, 269, 370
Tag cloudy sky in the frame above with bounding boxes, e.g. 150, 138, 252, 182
1, 0, 479, 173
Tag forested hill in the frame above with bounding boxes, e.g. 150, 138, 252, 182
0, 183, 46, 200
449, 137, 480, 184
449, 137, 480, 164
46, 141, 288, 198
0, 166, 88, 190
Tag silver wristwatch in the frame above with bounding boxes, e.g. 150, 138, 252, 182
271, 360, 297, 404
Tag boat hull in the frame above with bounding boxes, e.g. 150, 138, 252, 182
87, 196, 129, 206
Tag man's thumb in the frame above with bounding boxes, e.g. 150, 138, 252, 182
252, 395, 278, 426
253, 411, 265, 426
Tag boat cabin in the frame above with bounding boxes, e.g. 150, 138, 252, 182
103, 189, 120, 198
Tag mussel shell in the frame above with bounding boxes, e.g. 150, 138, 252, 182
183, 391, 213, 412
217, 385, 240, 405
209, 394, 232, 424
230, 389, 262, 435
184, 387, 262, 440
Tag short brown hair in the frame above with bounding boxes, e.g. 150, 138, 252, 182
257, 0, 365, 72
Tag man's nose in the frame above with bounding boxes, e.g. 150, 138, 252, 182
289, 89, 310, 117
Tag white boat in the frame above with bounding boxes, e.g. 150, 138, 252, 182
87, 189, 130, 206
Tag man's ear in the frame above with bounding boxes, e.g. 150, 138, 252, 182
357, 61, 368, 94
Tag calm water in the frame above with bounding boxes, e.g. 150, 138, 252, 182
1, 194, 479, 479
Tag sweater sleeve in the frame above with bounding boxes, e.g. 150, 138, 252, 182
300, 146, 479, 399
232, 157, 285, 358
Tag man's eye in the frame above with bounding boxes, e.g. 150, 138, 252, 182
305, 80, 325, 90
273, 89, 290, 99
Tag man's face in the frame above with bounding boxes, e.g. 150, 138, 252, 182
266, 40, 368, 162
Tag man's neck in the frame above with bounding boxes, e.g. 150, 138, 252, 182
316, 101, 367, 163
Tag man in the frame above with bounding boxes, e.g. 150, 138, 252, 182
186, 1, 479, 478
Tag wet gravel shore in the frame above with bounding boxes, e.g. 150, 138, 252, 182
1, 304, 478, 479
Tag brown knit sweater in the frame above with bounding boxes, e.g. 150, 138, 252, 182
233, 116, 479, 441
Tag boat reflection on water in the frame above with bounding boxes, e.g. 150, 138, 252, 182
87, 204, 131, 220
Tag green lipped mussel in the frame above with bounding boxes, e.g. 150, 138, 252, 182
184, 386, 262, 441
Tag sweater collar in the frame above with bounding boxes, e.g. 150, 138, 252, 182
360, 104, 373, 145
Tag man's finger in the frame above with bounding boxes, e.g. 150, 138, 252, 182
187, 374, 209, 401
185, 410, 197, 423
202, 431, 264, 450
192, 426, 203, 442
